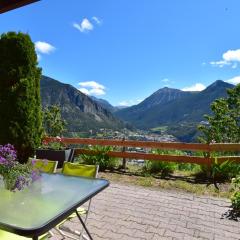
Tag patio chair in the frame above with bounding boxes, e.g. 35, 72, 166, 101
28, 158, 58, 238
55, 162, 99, 240
29, 158, 58, 173
0, 230, 49, 240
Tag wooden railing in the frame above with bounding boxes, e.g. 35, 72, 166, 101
45, 137, 240, 166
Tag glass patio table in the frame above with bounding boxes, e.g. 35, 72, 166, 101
0, 173, 109, 239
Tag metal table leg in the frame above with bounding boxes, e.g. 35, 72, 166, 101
75, 210, 93, 240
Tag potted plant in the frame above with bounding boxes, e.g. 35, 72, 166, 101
36, 136, 72, 168
0, 144, 39, 191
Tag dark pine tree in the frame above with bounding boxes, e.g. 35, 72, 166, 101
0, 32, 43, 163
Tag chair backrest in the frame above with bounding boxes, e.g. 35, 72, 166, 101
62, 162, 99, 178
30, 158, 58, 174
68, 149, 75, 163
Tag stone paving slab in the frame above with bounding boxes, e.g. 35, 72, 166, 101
51, 183, 240, 240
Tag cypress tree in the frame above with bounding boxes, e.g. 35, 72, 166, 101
0, 32, 42, 163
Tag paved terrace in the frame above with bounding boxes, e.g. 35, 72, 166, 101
51, 183, 240, 240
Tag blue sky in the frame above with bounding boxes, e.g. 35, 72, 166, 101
1, 0, 240, 106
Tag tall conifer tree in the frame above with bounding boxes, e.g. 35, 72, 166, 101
0, 32, 42, 162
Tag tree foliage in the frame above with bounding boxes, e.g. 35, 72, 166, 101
43, 105, 66, 137
0, 32, 42, 163
198, 84, 240, 143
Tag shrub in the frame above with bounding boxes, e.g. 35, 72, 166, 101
231, 176, 240, 210
153, 149, 186, 156
80, 145, 117, 171
211, 159, 233, 181
144, 160, 176, 177
231, 192, 240, 210
0, 32, 42, 163
199, 159, 240, 182
177, 163, 200, 172
143, 149, 186, 177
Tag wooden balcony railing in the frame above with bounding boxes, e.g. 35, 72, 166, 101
44, 137, 240, 166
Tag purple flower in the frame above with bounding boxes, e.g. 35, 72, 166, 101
0, 144, 40, 192
31, 158, 37, 166
15, 175, 27, 191
0, 143, 17, 162
31, 170, 41, 181
0, 156, 6, 164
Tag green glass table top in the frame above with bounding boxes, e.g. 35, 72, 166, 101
0, 173, 109, 236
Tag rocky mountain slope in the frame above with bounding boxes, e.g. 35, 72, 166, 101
40, 76, 125, 136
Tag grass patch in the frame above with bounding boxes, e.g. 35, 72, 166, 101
99, 166, 233, 198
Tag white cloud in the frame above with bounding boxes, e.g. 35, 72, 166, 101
78, 81, 106, 96
118, 99, 143, 106
210, 49, 240, 68
73, 18, 94, 32
92, 16, 101, 25
35, 41, 55, 54
225, 76, 240, 85
181, 83, 206, 91
223, 49, 240, 62
79, 81, 105, 89
79, 88, 105, 96
210, 60, 230, 68
78, 88, 90, 95
161, 78, 169, 82
90, 88, 105, 96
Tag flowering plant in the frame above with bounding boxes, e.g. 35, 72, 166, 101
0, 144, 38, 191
40, 136, 66, 150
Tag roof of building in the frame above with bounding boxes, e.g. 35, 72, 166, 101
0, 0, 39, 14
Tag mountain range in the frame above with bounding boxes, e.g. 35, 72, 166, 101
40, 75, 234, 141
114, 80, 234, 141
40, 76, 125, 136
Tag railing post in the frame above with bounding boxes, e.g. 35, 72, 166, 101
205, 144, 212, 178
122, 137, 127, 170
